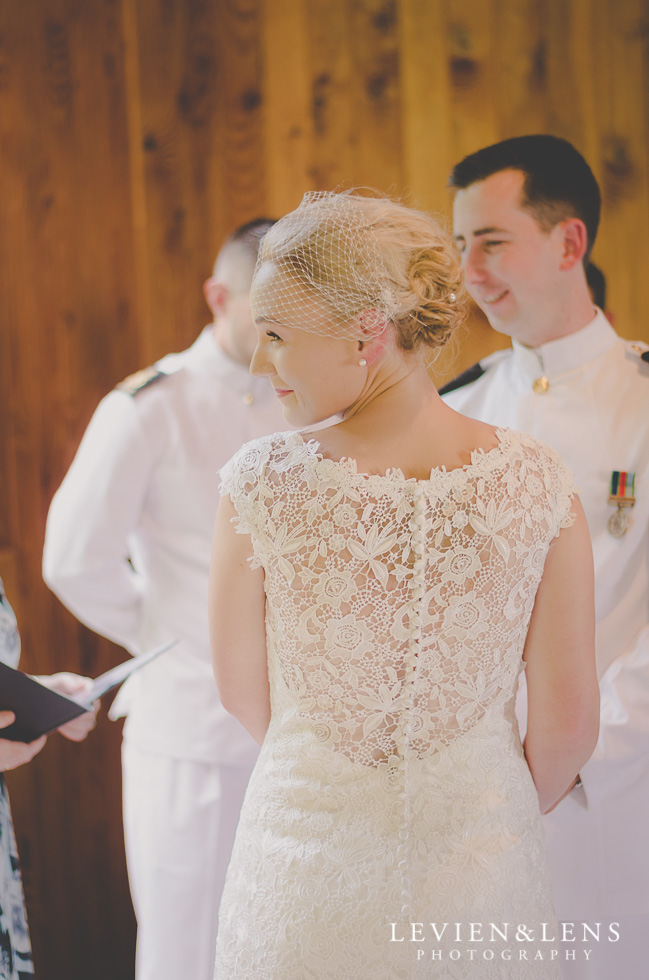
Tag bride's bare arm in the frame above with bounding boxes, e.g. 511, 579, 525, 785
522, 497, 599, 814
209, 495, 270, 744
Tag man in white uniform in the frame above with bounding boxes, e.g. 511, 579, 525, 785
43, 220, 288, 980
442, 135, 649, 979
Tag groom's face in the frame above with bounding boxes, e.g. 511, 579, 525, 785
453, 168, 566, 347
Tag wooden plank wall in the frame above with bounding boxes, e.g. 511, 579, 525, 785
1, 1, 648, 977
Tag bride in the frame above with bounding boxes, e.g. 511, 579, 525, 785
209, 191, 599, 979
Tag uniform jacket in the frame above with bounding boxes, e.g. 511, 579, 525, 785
43, 328, 288, 764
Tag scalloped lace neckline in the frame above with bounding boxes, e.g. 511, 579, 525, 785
290, 427, 514, 485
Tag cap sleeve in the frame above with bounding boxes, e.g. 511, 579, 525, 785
219, 438, 273, 538
537, 441, 579, 536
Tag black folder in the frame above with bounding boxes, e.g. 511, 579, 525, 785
0, 639, 177, 743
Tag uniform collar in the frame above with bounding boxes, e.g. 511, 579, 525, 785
511, 309, 619, 383
183, 327, 272, 401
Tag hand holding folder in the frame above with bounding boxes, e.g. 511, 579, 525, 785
0, 639, 177, 743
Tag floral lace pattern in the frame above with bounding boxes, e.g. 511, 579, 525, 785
214, 429, 575, 979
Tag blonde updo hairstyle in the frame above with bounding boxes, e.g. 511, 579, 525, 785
252, 190, 467, 354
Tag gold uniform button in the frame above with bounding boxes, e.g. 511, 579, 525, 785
532, 376, 549, 394
242, 392, 254, 406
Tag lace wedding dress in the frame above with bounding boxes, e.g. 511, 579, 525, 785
214, 428, 574, 979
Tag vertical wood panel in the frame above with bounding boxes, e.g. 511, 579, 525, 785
493, 0, 548, 137
444, 0, 499, 158
129, 0, 227, 358
305, 0, 356, 189
262, 0, 314, 213
400, 0, 453, 214
1, 0, 140, 976
589, 0, 649, 338
122, 0, 156, 366
1, 3, 649, 978
347, 0, 405, 193
214, 0, 267, 226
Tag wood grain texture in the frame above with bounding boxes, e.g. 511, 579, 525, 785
347, 0, 405, 193
262, 0, 314, 213
400, 0, 454, 213
306, 0, 357, 189
1, 1, 648, 977
1, 0, 141, 975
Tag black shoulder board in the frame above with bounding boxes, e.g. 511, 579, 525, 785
438, 362, 485, 396
115, 366, 166, 396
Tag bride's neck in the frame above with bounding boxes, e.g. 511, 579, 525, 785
340, 356, 439, 440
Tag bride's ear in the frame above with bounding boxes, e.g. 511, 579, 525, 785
356, 309, 390, 366
357, 308, 388, 338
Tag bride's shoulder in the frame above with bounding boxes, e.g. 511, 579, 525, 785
223, 430, 311, 480
498, 427, 567, 464
496, 428, 576, 488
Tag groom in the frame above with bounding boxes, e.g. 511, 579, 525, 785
441, 134, 649, 979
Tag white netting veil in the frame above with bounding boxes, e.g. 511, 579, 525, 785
250, 191, 399, 340
250, 190, 466, 348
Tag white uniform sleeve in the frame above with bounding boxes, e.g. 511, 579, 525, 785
43, 390, 162, 654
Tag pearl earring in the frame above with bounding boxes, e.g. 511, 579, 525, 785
358, 357, 367, 367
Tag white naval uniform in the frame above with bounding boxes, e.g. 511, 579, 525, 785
43, 328, 288, 980
443, 310, 649, 980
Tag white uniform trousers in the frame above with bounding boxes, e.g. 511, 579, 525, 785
122, 740, 253, 980
546, 789, 646, 980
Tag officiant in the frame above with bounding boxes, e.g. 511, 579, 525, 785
0, 579, 96, 980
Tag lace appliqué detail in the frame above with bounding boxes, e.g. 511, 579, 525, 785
220, 428, 576, 766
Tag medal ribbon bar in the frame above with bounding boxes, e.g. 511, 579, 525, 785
609, 470, 636, 505
607, 470, 636, 537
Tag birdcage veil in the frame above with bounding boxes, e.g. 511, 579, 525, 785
250, 189, 466, 349
250, 191, 402, 340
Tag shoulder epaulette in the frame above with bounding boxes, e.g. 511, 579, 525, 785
627, 342, 649, 368
438, 348, 511, 396
438, 361, 485, 396
115, 366, 168, 396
